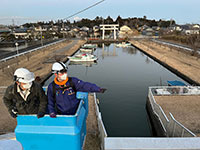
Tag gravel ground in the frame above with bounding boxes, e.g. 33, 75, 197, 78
83, 94, 101, 150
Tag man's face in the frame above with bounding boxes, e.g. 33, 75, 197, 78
55, 70, 67, 82
17, 82, 31, 90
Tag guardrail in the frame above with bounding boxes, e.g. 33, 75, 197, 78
0, 39, 66, 63
148, 86, 197, 137
152, 39, 200, 54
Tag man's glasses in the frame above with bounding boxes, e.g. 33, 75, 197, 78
58, 69, 67, 74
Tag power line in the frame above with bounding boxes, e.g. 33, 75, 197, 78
63, 0, 105, 21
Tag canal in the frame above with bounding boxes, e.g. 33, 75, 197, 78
45, 43, 187, 137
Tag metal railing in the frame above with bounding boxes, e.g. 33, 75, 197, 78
148, 86, 197, 137
0, 39, 66, 63
93, 93, 107, 150
148, 89, 169, 133
152, 39, 200, 54
151, 86, 200, 96
168, 113, 196, 137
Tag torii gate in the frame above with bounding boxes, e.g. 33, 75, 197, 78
100, 24, 119, 40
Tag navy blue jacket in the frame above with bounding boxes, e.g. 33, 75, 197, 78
47, 77, 100, 115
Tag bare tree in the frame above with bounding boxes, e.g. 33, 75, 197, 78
187, 34, 200, 57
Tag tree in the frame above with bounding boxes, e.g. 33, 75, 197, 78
105, 16, 114, 24
187, 34, 200, 57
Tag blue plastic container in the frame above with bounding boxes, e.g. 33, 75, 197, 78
15, 92, 88, 150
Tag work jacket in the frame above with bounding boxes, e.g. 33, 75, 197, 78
47, 77, 101, 115
3, 82, 47, 115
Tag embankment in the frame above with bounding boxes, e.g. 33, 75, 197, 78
130, 39, 200, 85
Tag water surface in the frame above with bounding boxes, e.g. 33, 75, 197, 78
45, 43, 187, 137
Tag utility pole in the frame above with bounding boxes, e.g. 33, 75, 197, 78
62, 21, 65, 39
40, 29, 43, 46
15, 42, 19, 55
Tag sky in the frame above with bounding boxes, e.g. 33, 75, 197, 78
0, 0, 200, 25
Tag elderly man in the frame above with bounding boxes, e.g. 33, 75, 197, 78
3, 68, 47, 118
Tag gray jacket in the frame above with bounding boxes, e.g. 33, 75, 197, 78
3, 82, 47, 115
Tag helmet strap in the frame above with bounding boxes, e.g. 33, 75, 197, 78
58, 62, 66, 70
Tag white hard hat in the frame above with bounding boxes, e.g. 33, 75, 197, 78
14, 68, 35, 83
52, 62, 68, 73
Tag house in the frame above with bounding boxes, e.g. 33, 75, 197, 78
181, 24, 200, 35
119, 25, 133, 38
13, 28, 30, 39
0, 26, 11, 37
93, 26, 99, 32
80, 26, 89, 32
170, 25, 182, 32
93, 26, 100, 38
142, 27, 155, 36
192, 24, 200, 29
71, 27, 80, 32
34, 26, 47, 32
184, 29, 199, 35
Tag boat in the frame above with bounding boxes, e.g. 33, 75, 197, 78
80, 48, 93, 53
116, 42, 131, 48
68, 53, 97, 62
81, 44, 96, 49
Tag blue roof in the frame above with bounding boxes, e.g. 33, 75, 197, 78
167, 80, 187, 86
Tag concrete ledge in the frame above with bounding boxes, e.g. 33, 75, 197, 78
0, 133, 15, 140
105, 137, 200, 150
0, 139, 22, 150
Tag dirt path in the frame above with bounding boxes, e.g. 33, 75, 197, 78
0, 39, 86, 134
84, 94, 100, 150
130, 39, 200, 84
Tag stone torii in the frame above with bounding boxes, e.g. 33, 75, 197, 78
100, 24, 119, 40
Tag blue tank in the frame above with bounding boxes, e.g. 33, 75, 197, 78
15, 92, 88, 150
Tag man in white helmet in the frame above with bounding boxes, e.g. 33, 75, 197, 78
47, 62, 106, 117
3, 68, 47, 118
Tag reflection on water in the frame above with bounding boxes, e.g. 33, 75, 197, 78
100, 43, 117, 59
122, 46, 138, 55
69, 61, 97, 67
45, 43, 187, 137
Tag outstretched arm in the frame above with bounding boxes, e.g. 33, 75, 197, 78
72, 77, 106, 93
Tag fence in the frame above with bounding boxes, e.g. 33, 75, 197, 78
148, 86, 197, 137
93, 93, 108, 150
152, 39, 200, 54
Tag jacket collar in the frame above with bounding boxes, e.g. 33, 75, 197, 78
54, 77, 68, 86
14, 82, 35, 95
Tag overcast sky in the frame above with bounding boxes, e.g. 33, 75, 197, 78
0, 0, 200, 25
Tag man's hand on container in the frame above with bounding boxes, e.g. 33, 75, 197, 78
50, 113, 56, 118
11, 108, 18, 118
37, 112, 45, 119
